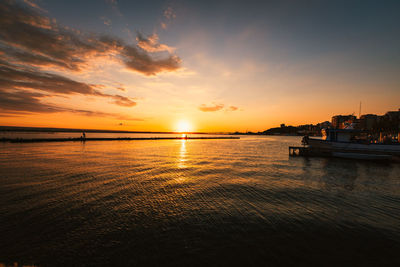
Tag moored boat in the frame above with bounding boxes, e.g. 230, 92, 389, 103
303, 129, 400, 161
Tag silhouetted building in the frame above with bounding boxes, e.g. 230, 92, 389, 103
384, 109, 400, 121
379, 109, 400, 132
318, 121, 331, 129
331, 115, 356, 129
359, 114, 378, 130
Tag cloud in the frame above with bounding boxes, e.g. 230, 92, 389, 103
23, 0, 46, 13
198, 103, 224, 112
198, 103, 240, 112
0, 1, 111, 71
229, 106, 239, 111
0, 60, 137, 107
100, 16, 112, 26
123, 45, 181, 76
1, 61, 94, 95
109, 94, 136, 107
0, 89, 57, 114
0, 88, 141, 120
0, 0, 181, 75
160, 6, 176, 30
136, 33, 174, 53
163, 7, 176, 20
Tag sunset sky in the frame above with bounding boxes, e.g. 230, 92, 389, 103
1, 0, 399, 132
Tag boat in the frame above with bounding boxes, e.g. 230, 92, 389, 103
303, 128, 400, 161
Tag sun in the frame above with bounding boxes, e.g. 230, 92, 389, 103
176, 120, 193, 133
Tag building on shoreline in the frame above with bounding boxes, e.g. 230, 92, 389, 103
331, 115, 356, 129
359, 114, 378, 130
234, 108, 399, 137
331, 109, 400, 133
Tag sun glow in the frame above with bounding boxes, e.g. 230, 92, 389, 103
176, 120, 193, 132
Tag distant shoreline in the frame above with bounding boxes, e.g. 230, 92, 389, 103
1, 136, 240, 143
0, 126, 228, 135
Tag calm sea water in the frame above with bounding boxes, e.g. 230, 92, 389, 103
0, 135, 399, 266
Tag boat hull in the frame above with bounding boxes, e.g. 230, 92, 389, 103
306, 138, 400, 161
332, 152, 392, 161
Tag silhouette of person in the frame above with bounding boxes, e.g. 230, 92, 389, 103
301, 134, 309, 146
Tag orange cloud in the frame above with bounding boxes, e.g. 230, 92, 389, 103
136, 33, 174, 53
199, 103, 224, 112
198, 103, 240, 112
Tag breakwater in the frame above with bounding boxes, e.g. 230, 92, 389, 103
1, 136, 239, 143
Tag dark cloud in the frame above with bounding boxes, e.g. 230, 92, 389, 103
0, 89, 57, 114
123, 45, 181, 76
0, 60, 137, 107
0, 89, 142, 120
0, 0, 181, 75
0, 61, 95, 95
198, 103, 224, 112
0, 0, 108, 71
109, 94, 136, 107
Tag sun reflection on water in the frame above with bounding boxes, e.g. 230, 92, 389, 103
178, 139, 187, 169
174, 139, 188, 183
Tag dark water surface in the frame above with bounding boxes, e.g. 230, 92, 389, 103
1, 136, 399, 266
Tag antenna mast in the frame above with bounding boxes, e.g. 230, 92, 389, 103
359, 101, 362, 118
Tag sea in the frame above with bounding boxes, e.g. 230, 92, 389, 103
0, 133, 399, 266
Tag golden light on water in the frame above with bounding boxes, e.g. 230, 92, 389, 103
175, 120, 193, 133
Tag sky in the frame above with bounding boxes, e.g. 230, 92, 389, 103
0, 0, 399, 132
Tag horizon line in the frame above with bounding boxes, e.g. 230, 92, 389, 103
0, 125, 232, 135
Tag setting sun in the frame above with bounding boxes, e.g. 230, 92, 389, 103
176, 120, 193, 133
